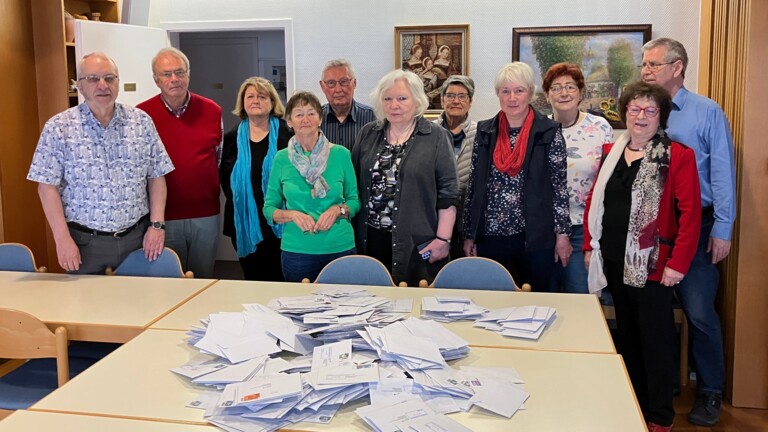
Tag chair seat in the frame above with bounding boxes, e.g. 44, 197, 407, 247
0, 357, 95, 410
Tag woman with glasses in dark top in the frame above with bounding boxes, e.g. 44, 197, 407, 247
583, 81, 701, 432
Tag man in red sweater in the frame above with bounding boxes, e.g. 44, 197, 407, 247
137, 47, 222, 278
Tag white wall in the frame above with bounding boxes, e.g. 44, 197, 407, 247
143, 0, 701, 121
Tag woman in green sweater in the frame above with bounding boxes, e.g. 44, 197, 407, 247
263, 91, 360, 282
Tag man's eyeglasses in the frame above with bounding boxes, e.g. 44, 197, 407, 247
156, 69, 189, 80
549, 83, 579, 94
444, 93, 469, 101
638, 61, 676, 72
78, 74, 118, 84
323, 78, 352, 88
626, 105, 660, 118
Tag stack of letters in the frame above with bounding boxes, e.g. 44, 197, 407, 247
473, 305, 557, 340
420, 295, 488, 322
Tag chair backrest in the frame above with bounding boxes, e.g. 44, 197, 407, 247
114, 247, 192, 278
0, 308, 68, 387
0, 243, 41, 272
314, 255, 396, 286
431, 257, 520, 291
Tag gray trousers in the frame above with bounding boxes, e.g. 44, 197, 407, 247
68, 219, 147, 275
164, 214, 220, 279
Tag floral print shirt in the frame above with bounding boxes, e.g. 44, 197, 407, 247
561, 113, 613, 225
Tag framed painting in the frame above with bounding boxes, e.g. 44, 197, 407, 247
395, 24, 470, 114
512, 24, 652, 128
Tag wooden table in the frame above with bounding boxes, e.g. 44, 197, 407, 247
0, 271, 216, 342
0, 410, 218, 431
31, 329, 644, 431
151, 280, 615, 354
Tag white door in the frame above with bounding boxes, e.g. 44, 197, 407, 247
75, 21, 168, 106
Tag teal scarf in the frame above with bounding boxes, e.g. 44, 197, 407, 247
231, 116, 282, 257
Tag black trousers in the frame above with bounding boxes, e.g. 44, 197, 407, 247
233, 235, 284, 282
606, 259, 675, 426
475, 233, 556, 292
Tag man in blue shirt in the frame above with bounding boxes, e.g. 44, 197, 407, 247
642, 37, 736, 427
319, 59, 375, 150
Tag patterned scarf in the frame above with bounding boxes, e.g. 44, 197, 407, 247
231, 116, 282, 258
287, 132, 331, 199
623, 129, 671, 286
493, 107, 535, 177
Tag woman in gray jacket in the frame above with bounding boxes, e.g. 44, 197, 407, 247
352, 69, 458, 286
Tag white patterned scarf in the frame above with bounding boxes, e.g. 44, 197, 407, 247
587, 128, 671, 293
287, 132, 331, 199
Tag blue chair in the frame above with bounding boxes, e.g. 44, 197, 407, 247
426, 257, 531, 291
0, 243, 45, 272
0, 308, 93, 417
310, 255, 399, 287
108, 247, 193, 278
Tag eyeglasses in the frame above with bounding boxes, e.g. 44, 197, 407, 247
156, 69, 188, 80
444, 93, 469, 101
626, 105, 660, 118
323, 78, 352, 88
549, 83, 579, 94
78, 74, 118, 84
639, 61, 676, 72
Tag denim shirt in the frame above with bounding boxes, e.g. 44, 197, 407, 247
352, 116, 458, 286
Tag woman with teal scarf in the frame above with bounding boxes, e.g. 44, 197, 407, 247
221, 77, 293, 281
263, 91, 360, 282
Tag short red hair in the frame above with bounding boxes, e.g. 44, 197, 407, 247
542, 63, 585, 93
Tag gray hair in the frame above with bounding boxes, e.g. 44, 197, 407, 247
152, 47, 191, 75
370, 69, 429, 121
642, 37, 688, 78
494, 62, 536, 95
440, 75, 475, 99
321, 58, 356, 79
77, 51, 119, 77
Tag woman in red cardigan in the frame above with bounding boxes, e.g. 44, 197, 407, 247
582, 81, 701, 432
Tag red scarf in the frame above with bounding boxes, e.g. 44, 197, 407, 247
493, 107, 534, 177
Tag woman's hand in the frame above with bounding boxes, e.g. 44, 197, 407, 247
584, 250, 592, 271
660, 267, 685, 287
554, 234, 573, 267
290, 210, 316, 233
314, 206, 341, 232
421, 239, 450, 263
463, 239, 477, 257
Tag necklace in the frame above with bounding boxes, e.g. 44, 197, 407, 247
388, 120, 416, 145
561, 112, 581, 129
626, 141, 647, 152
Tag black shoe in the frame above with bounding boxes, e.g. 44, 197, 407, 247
688, 391, 722, 426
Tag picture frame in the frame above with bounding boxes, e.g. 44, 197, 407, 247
512, 24, 652, 128
395, 24, 470, 114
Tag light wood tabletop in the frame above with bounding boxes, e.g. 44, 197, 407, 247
0, 271, 216, 343
31, 329, 643, 431
151, 279, 615, 354
0, 410, 218, 431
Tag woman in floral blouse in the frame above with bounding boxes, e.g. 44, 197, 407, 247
543, 63, 614, 293
463, 62, 571, 292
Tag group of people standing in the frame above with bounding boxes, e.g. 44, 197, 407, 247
28, 36, 734, 432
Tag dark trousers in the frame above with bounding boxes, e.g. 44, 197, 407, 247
68, 220, 147, 275
234, 236, 284, 282
606, 260, 675, 426
476, 233, 556, 292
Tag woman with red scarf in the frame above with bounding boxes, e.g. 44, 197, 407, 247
463, 62, 571, 291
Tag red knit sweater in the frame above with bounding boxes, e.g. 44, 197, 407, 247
137, 93, 222, 220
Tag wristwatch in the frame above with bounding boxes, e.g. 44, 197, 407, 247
338, 205, 347, 216
150, 220, 166, 230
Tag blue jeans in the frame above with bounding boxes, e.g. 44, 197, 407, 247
550, 224, 589, 294
281, 248, 356, 283
675, 211, 724, 394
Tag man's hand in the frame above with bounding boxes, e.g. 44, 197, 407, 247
56, 234, 81, 272
708, 237, 731, 264
143, 227, 165, 261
